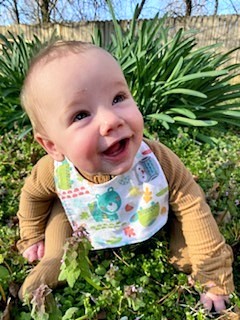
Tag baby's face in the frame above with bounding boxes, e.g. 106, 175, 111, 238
34, 48, 144, 176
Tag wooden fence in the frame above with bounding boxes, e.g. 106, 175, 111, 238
0, 15, 240, 64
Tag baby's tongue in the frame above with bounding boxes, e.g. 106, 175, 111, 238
104, 142, 121, 155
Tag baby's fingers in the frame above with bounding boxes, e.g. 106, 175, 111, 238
23, 247, 38, 263
213, 299, 227, 313
37, 241, 45, 260
200, 292, 229, 313
200, 293, 213, 311
213, 295, 229, 313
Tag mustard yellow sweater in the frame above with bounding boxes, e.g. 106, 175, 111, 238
17, 139, 234, 295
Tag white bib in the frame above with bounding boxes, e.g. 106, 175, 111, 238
54, 141, 169, 249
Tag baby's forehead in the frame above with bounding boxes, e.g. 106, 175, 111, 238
31, 47, 120, 82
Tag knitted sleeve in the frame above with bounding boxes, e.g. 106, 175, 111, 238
17, 155, 56, 253
145, 138, 234, 295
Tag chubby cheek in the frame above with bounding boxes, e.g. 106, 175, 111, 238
67, 136, 99, 172
133, 109, 144, 137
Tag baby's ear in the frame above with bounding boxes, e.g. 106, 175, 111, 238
35, 132, 64, 162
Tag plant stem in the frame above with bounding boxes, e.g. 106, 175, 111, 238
0, 284, 6, 302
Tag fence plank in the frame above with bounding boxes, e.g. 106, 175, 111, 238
0, 15, 240, 64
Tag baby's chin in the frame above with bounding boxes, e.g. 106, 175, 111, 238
77, 153, 136, 177
106, 162, 135, 177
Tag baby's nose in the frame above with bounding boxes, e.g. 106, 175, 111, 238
99, 111, 124, 136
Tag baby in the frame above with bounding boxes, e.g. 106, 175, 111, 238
17, 40, 234, 312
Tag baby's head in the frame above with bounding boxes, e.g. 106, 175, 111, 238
21, 40, 144, 176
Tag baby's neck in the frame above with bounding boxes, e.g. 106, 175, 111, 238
78, 170, 114, 184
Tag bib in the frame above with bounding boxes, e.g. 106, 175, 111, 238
54, 141, 169, 249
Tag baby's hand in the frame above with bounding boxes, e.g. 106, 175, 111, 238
23, 240, 45, 263
200, 292, 229, 313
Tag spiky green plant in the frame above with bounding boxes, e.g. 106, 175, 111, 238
93, 2, 240, 140
0, 31, 58, 134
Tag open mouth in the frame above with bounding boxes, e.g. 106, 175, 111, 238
103, 138, 129, 157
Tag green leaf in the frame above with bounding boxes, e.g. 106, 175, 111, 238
169, 70, 228, 85
62, 307, 79, 320
147, 113, 175, 123
162, 89, 207, 98
166, 57, 184, 83
0, 265, 10, 280
69, 269, 81, 288
85, 276, 105, 290
19, 312, 32, 320
167, 108, 196, 119
173, 117, 218, 126
217, 110, 240, 118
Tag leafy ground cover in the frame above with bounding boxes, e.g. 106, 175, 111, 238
0, 127, 239, 319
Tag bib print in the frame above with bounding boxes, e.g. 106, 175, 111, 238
54, 141, 169, 250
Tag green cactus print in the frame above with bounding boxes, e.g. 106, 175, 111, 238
56, 160, 71, 190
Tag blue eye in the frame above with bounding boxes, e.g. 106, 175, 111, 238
112, 94, 125, 105
74, 111, 90, 121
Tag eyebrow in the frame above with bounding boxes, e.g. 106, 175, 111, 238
60, 90, 88, 125
112, 79, 128, 88
68, 89, 88, 107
